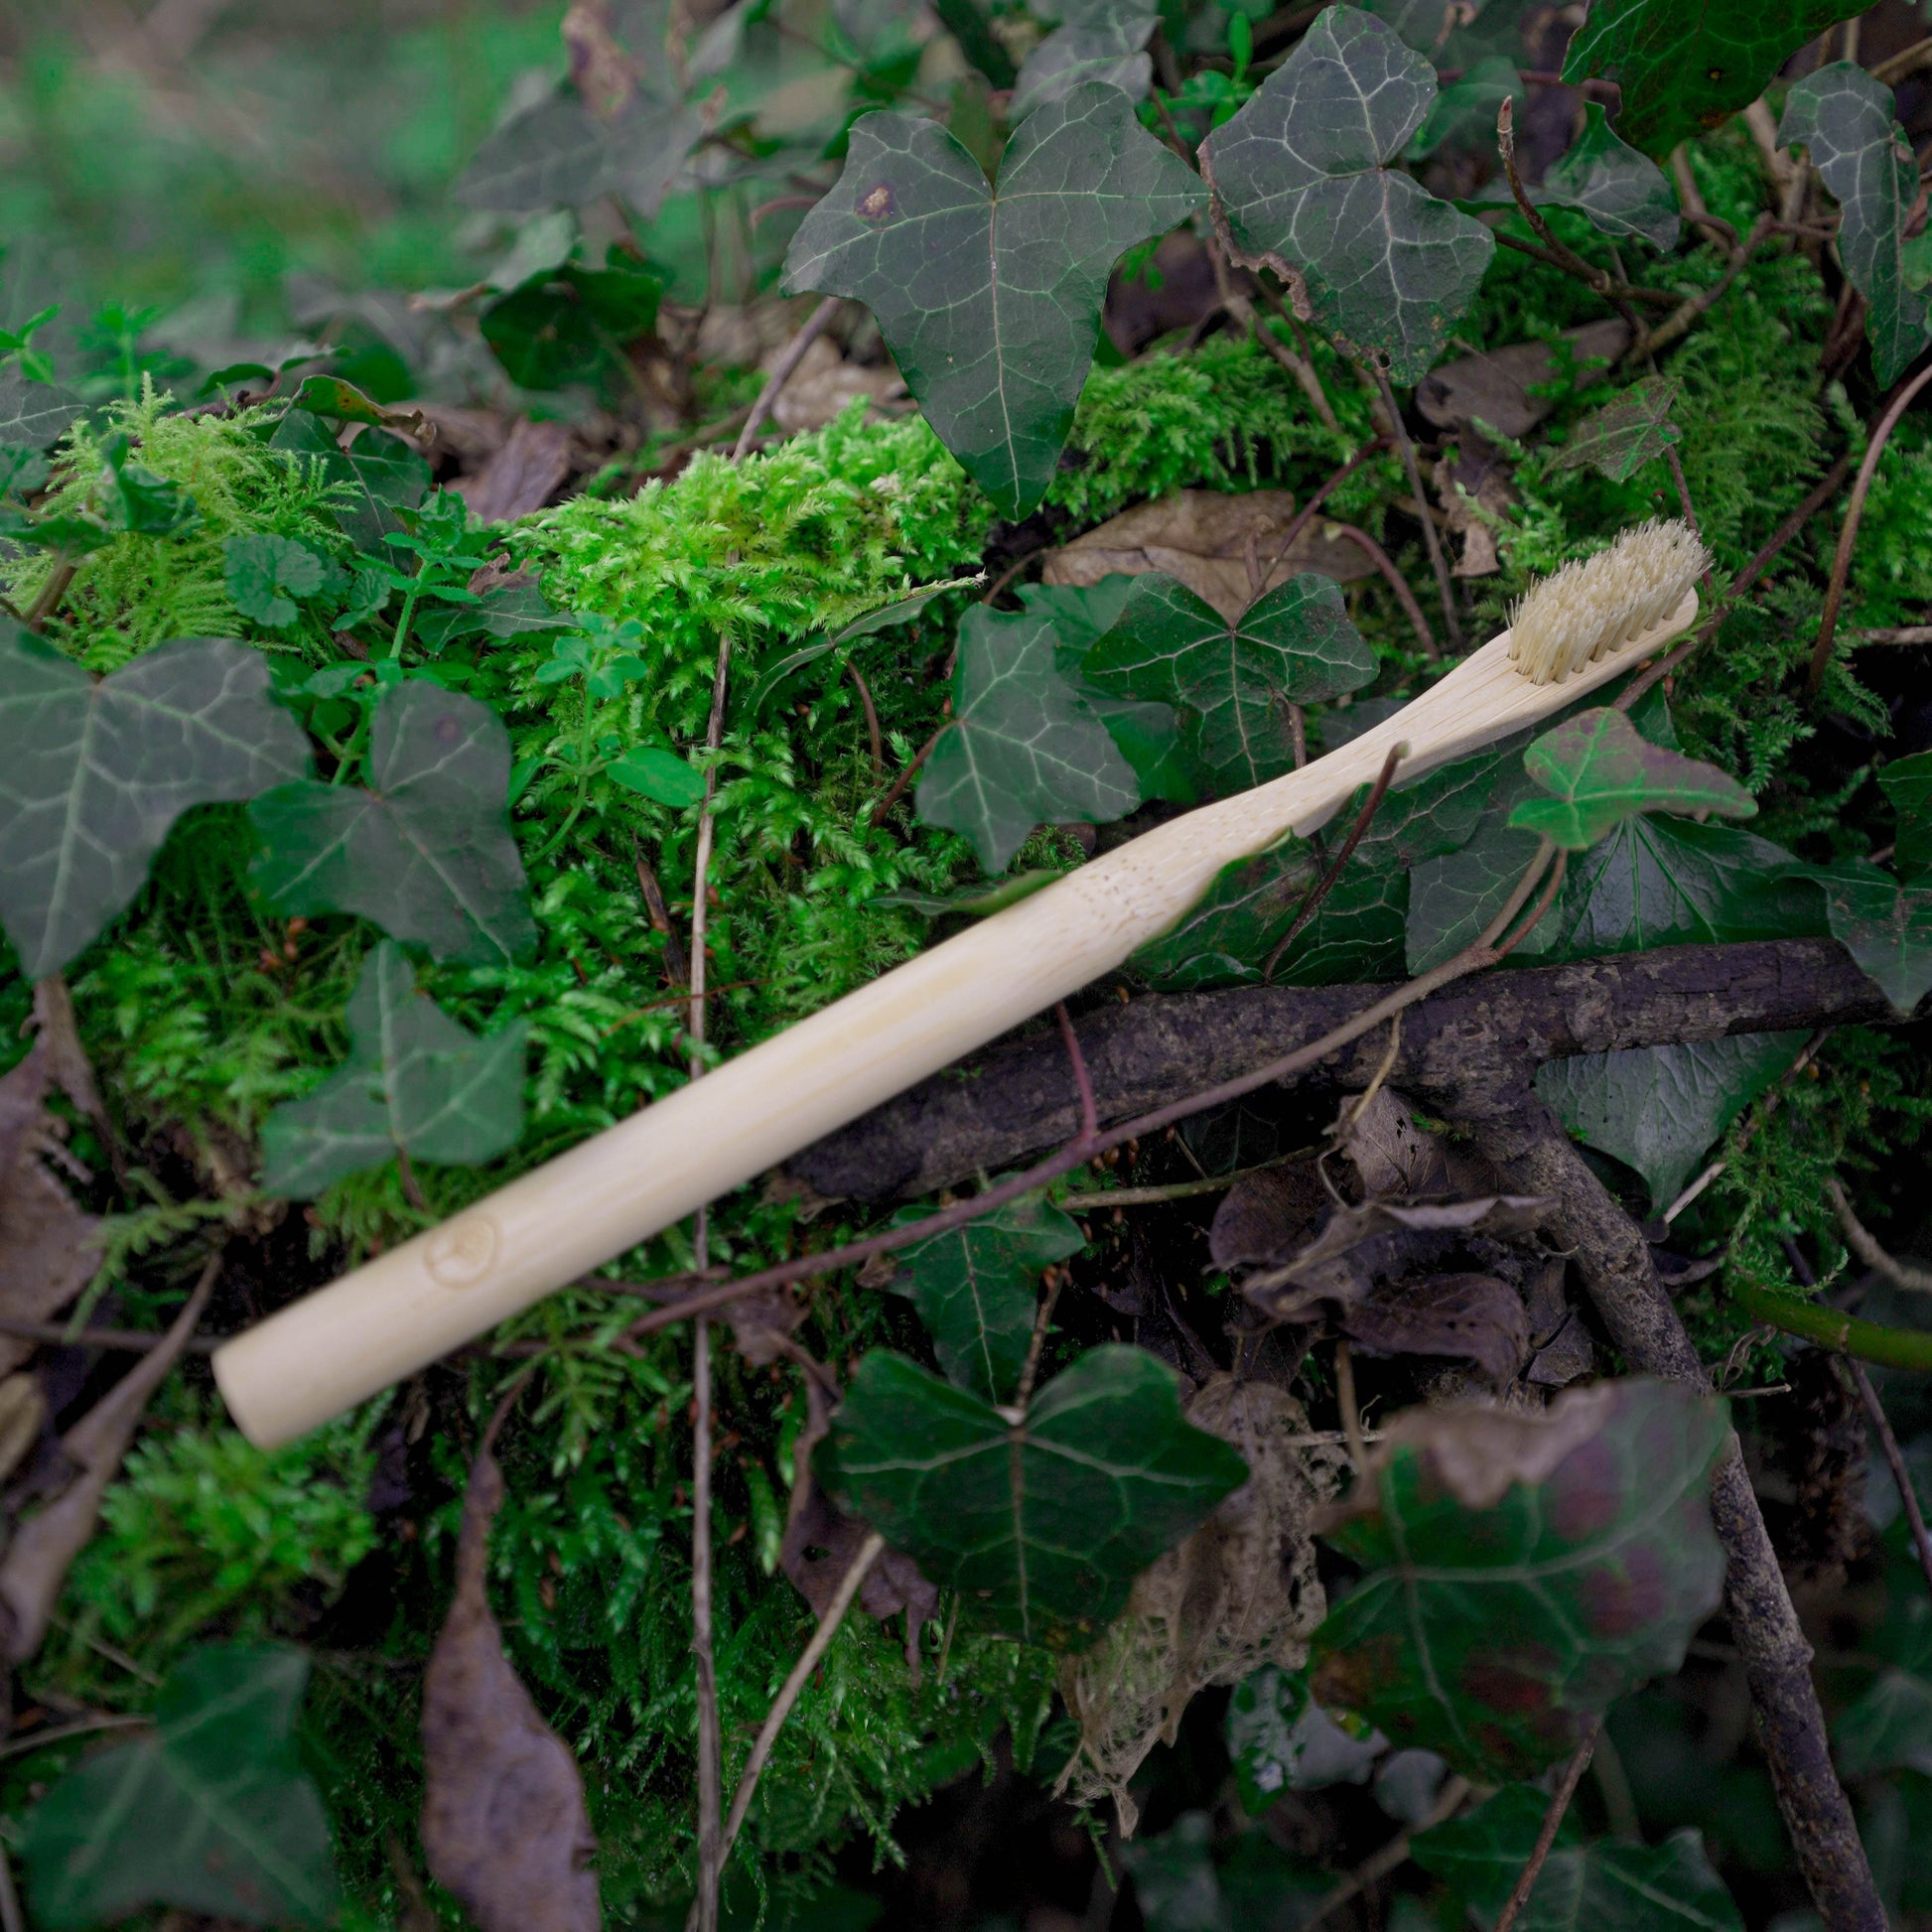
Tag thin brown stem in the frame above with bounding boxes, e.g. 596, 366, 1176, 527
1486, 229, 1680, 304
393, 1144, 428, 1214
1808, 356, 1932, 696
1846, 1361, 1932, 1606
1334, 1337, 1366, 1477
1828, 1173, 1932, 1292
0, 1316, 218, 1354
1056, 1002, 1098, 1142
26, 561, 76, 630
1015, 1271, 1065, 1411
1636, 213, 1774, 360
1493, 1724, 1598, 1932
869, 721, 947, 825
731, 297, 841, 460
1265, 740, 1405, 980
1060, 1162, 1292, 1209
1328, 520, 1437, 657
632, 840, 691, 986
846, 660, 884, 772
1300, 1776, 1472, 1932
1375, 371, 1459, 650
626, 845, 1561, 1339
1258, 436, 1391, 589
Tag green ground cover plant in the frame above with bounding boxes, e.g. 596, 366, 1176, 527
2, 4, 1932, 1931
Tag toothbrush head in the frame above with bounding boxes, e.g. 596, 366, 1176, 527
1506, 518, 1710, 686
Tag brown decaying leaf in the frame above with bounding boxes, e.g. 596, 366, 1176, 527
1042, 487, 1372, 622
1207, 1163, 1328, 1271
420, 1446, 601, 1932
32, 977, 103, 1126
562, 0, 639, 119
0, 1043, 104, 1379
1349, 1379, 1623, 1516
1057, 1376, 1344, 1835
1414, 320, 1630, 441
1436, 442, 1517, 579
764, 335, 906, 435
452, 418, 575, 525
779, 1372, 937, 1668
1524, 1257, 1596, 1390
722, 1287, 809, 1368
1341, 1272, 1529, 1386
0, 1260, 216, 1662
1338, 1088, 1449, 1201
0, 1373, 46, 1487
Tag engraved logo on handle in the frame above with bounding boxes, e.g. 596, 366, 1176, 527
424, 1215, 498, 1289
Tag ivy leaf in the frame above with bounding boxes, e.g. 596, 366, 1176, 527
917, 607, 1139, 872
1835, 1667, 1932, 1779
888, 1192, 1085, 1404
413, 584, 576, 651
19, 1644, 340, 1929
1534, 1033, 1808, 1213
1563, 0, 1869, 158
1011, 1, 1158, 120
482, 254, 662, 391
1084, 574, 1376, 795
98, 437, 199, 538
1226, 1665, 1385, 1813
607, 745, 707, 808
0, 625, 312, 979
1810, 862, 1932, 1016
781, 85, 1203, 518
249, 681, 536, 964
1882, 750, 1932, 883
270, 410, 430, 554
1414, 1785, 1742, 1932
454, 85, 705, 219
0, 370, 83, 448
820, 1344, 1247, 1648
0, 445, 50, 499
1780, 66, 1932, 386
1552, 375, 1683, 483
224, 533, 329, 629
1510, 709, 1755, 851
261, 941, 527, 1197
1201, 7, 1493, 381
1311, 1378, 1729, 1779
1531, 104, 1681, 250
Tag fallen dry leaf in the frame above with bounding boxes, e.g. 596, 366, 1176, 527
1524, 1257, 1596, 1389
780, 1371, 937, 1668
420, 1445, 601, 1932
1207, 1164, 1327, 1271
0, 1044, 104, 1378
1436, 441, 1517, 579
1337, 1089, 1449, 1202
1043, 488, 1372, 621
1415, 320, 1629, 441
722, 1287, 808, 1368
452, 418, 575, 525
765, 335, 905, 435
1340, 1272, 1529, 1386
1057, 1377, 1343, 1834
0, 1260, 215, 1661
0, 1373, 45, 1487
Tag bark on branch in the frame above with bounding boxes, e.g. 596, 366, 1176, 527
791, 938, 1903, 1203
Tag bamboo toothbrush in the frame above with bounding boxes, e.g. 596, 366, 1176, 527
213, 519, 1708, 1447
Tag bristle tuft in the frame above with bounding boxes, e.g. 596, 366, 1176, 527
1506, 519, 1709, 685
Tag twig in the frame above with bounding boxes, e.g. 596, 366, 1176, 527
1617, 450, 1857, 711
1300, 1775, 1472, 1932
26, 561, 76, 630
626, 844, 1562, 1339
1056, 1002, 1098, 1142
1635, 214, 1775, 360
1845, 1361, 1932, 1607
1015, 1270, 1065, 1411
0, 1316, 217, 1354
1327, 521, 1437, 657
393, 1144, 429, 1214
1060, 1161, 1297, 1209
732, 297, 841, 461
869, 720, 947, 825
1486, 229, 1680, 304
1494, 1724, 1598, 1932
1828, 1173, 1932, 1292
704, 1534, 886, 1913
1375, 371, 1459, 650
1334, 1337, 1366, 1478
846, 660, 884, 772
687, 621, 735, 1932
1874, 32, 1932, 83
632, 839, 691, 986
0, 1713, 151, 1762
1257, 436, 1390, 588
1731, 1286, 1932, 1372
0, 1841, 23, 1932
1808, 357, 1932, 696
1265, 741, 1405, 980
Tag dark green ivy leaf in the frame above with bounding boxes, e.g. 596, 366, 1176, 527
747, 574, 985, 718
1510, 709, 1755, 851
412, 584, 576, 651
1552, 375, 1683, 483
1202, 6, 1493, 381
0, 624, 312, 979
1011, 0, 1158, 119
1810, 861, 1932, 1016
261, 941, 527, 1196
0, 369, 83, 448
1882, 750, 1932, 883
888, 1192, 1085, 1404
1534, 1033, 1808, 1212
1530, 103, 1681, 250
1312, 1378, 1728, 1779
820, 1344, 1247, 1648
20, 1645, 340, 1929
1563, 0, 1869, 158
1780, 65, 1932, 386
482, 254, 662, 391
1835, 1667, 1932, 1779
782, 85, 1203, 518
0, 444, 50, 499
454, 85, 705, 220
270, 409, 430, 554
225, 532, 329, 628
1083, 573, 1376, 796
1414, 1785, 1742, 1932
917, 607, 1139, 872
249, 681, 536, 964
1410, 58, 1523, 162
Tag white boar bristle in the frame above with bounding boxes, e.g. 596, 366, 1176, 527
1506, 519, 1709, 686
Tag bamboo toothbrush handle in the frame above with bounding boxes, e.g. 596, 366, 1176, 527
212, 605, 1692, 1448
